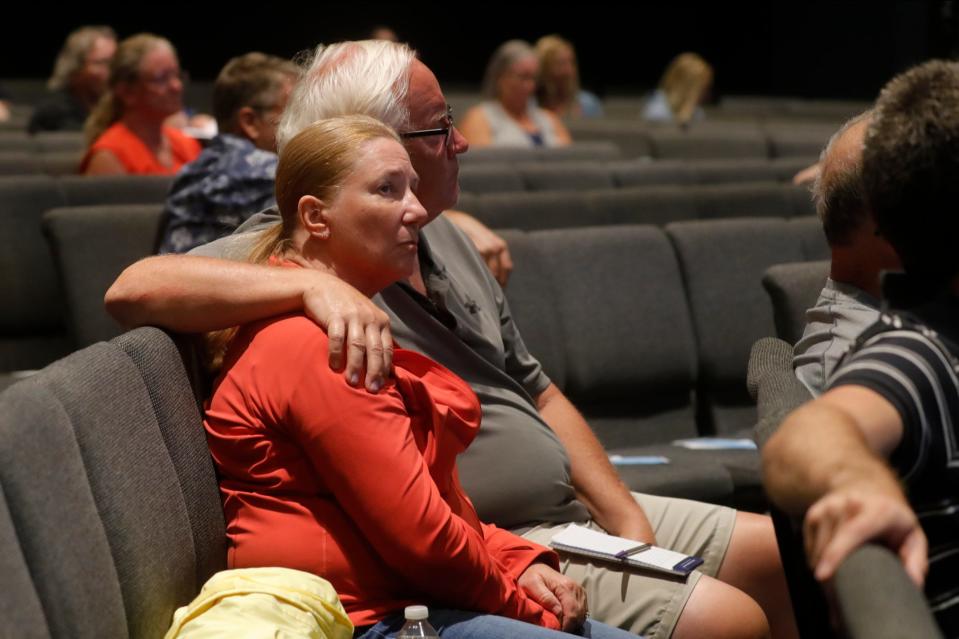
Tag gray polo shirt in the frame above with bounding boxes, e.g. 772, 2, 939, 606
191, 209, 589, 529
793, 278, 880, 396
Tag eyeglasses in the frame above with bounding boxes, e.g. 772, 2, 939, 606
400, 104, 453, 147
141, 69, 189, 87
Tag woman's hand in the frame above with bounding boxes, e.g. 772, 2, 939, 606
517, 563, 588, 632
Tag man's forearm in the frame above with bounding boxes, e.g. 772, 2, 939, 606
105, 255, 317, 331
763, 399, 903, 516
535, 383, 654, 542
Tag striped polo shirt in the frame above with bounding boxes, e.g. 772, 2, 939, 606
829, 297, 959, 636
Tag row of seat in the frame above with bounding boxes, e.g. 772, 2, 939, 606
0, 150, 81, 175
458, 181, 815, 230
566, 118, 839, 159
0, 131, 84, 152
0, 176, 817, 375
459, 157, 814, 194
16, 199, 829, 444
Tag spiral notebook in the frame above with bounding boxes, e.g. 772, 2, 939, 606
549, 524, 703, 578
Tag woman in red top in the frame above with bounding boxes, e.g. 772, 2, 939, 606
203, 115, 636, 638
80, 33, 200, 175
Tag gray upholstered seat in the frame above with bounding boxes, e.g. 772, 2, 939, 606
762, 260, 831, 344
43, 204, 164, 346
647, 127, 769, 160
666, 218, 826, 434
607, 159, 694, 187
458, 164, 525, 195
0, 485, 49, 638
517, 161, 615, 192
1, 174, 174, 373
0, 327, 225, 638
0, 175, 71, 370
586, 185, 700, 226
0, 151, 44, 175
472, 190, 592, 230
500, 226, 756, 507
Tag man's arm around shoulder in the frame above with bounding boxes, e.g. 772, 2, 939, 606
105, 254, 393, 392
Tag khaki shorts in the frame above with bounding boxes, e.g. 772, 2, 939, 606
520, 492, 736, 639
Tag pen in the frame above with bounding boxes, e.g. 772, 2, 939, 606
614, 544, 649, 560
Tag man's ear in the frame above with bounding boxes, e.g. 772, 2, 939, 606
298, 195, 330, 239
236, 106, 261, 143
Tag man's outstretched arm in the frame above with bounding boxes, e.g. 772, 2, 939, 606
762, 386, 927, 586
105, 254, 393, 391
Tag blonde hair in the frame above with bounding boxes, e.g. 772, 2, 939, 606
205, 115, 401, 370
535, 35, 580, 111
83, 33, 175, 145
48, 25, 116, 92
659, 52, 713, 125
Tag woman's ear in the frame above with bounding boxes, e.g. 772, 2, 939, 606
298, 195, 330, 239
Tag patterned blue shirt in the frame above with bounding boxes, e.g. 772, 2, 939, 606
157, 133, 277, 254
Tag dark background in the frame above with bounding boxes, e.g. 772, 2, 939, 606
3, 1, 955, 100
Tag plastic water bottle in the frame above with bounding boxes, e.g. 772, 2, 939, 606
396, 605, 440, 638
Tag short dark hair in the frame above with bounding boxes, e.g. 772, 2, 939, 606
212, 52, 299, 133
814, 111, 871, 246
863, 59, 959, 285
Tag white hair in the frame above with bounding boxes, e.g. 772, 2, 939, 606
276, 40, 415, 153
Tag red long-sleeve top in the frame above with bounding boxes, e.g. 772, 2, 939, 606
204, 313, 561, 629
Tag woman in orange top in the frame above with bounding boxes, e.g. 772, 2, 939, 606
203, 115, 636, 638
80, 33, 200, 175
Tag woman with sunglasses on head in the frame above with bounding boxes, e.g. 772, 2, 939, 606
80, 33, 200, 175
203, 114, 637, 639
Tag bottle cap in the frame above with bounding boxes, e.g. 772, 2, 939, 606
404, 605, 429, 620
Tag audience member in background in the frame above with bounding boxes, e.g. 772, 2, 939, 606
157, 53, 298, 254
764, 59, 959, 636
368, 25, 399, 42
642, 52, 713, 126
535, 35, 603, 120
0, 84, 11, 123
108, 39, 796, 639
460, 40, 571, 148
29, 26, 117, 134
792, 110, 900, 396
80, 33, 201, 176
205, 113, 639, 639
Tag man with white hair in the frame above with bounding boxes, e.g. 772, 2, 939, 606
108, 40, 793, 639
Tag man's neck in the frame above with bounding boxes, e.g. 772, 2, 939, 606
831, 248, 883, 299
407, 255, 428, 296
